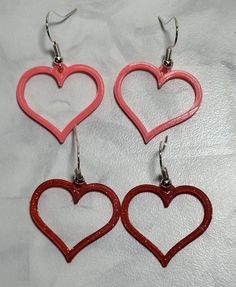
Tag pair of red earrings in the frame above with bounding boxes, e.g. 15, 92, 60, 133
16, 9, 212, 267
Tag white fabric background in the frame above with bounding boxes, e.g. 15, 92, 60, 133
0, 0, 235, 286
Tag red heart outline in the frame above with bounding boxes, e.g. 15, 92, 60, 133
114, 63, 202, 143
30, 179, 121, 262
121, 184, 212, 267
17, 64, 104, 143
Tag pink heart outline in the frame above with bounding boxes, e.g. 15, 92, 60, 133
17, 64, 104, 143
114, 63, 202, 143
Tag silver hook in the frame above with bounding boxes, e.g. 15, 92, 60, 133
159, 135, 171, 187
158, 16, 179, 67
46, 8, 78, 65
73, 127, 85, 184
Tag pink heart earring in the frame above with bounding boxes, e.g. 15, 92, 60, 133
30, 127, 121, 263
121, 136, 212, 267
114, 16, 202, 144
17, 9, 104, 143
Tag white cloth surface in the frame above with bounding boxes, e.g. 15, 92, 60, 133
0, 0, 235, 286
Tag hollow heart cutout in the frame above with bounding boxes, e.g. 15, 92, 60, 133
30, 179, 121, 262
114, 63, 202, 143
17, 64, 104, 143
121, 184, 212, 267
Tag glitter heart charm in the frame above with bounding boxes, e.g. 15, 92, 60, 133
30, 179, 121, 262
114, 63, 202, 143
17, 64, 104, 143
121, 184, 212, 267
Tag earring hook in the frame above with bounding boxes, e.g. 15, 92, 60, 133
73, 127, 85, 184
158, 16, 179, 68
159, 135, 171, 187
46, 8, 78, 65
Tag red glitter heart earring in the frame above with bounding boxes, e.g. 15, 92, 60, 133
121, 136, 212, 267
17, 9, 104, 143
114, 17, 202, 143
30, 128, 121, 263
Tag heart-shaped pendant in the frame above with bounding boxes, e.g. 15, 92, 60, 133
114, 63, 202, 143
30, 179, 121, 262
121, 184, 212, 267
17, 64, 104, 143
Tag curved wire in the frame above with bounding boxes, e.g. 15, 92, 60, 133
73, 127, 85, 183
46, 8, 78, 44
159, 135, 170, 184
158, 16, 179, 49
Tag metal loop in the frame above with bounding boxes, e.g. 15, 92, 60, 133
73, 127, 85, 184
45, 8, 78, 64
159, 135, 171, 187
46, 8, 78, 44
158, 16, 179, 67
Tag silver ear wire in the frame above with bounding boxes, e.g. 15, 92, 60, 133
159, 135, 171, 187
46, 8, 78, 65
73, 127, 85, 184
158, 16, 179, 68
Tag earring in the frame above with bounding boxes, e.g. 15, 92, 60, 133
17, 9, 104, 143
114, 17, 202, 144
30, 128, 121, 263
121, 136, 212, 267
17, 8, 120, 262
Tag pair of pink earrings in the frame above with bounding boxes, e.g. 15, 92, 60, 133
17, 10, 202, 144
16, 9, 212, 267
